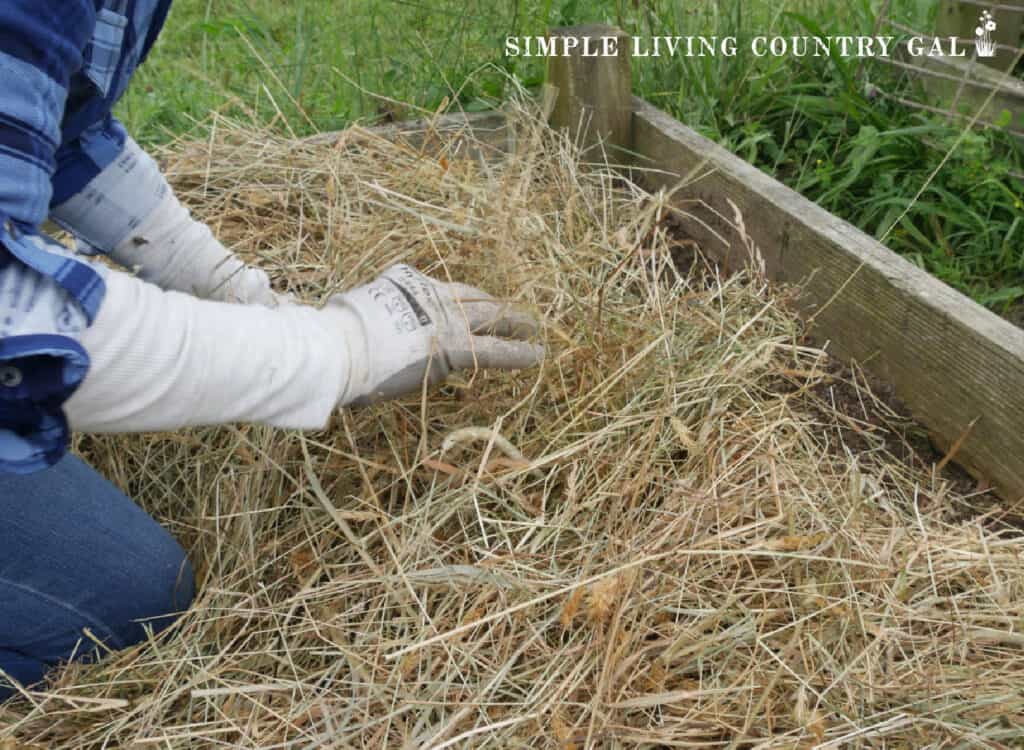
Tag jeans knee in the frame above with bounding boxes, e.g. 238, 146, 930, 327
143, 545, 194, 636
109, 540, 195, 648
0, 454, 197, 693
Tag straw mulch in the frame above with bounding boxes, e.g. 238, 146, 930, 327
3, 100, 1023, 749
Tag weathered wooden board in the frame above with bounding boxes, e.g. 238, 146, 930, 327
630, 98, 1024, 501
546, 24, 633, 156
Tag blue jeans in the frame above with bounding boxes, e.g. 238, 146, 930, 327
0, 454, 194, 700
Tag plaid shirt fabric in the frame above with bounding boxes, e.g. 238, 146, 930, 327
0, 0, 172, 474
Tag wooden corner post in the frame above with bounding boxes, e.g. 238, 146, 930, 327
546, 25, 633, 155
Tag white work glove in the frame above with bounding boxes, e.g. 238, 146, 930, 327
65, 264, 542, 433
51, 136, 283, 307
107, 185, 282, 306
328, 264, 544, 406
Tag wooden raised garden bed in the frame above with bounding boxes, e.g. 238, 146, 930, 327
543, 24, 1024, 503
316, 23, 1024, 501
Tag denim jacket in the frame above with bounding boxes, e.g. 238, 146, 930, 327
0, 0, 172, 474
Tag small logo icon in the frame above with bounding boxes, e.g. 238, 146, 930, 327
975, 10, 998, 58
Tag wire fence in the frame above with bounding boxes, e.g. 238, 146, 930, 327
870, 5, 1024, 139
888, 19, 1024, 59
875, 86, 1024, 138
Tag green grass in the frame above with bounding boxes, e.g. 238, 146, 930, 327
119, 0, 1024, 318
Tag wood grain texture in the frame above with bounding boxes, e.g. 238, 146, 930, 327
630, 98, 1024, 501
546, 24, 633, 155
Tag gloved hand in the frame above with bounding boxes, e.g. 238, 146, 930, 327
327, 264, 544, 406
66, 263, 543, 434
51, 136, 286, 307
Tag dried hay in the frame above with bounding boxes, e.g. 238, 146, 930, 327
3, 98, 1023, 748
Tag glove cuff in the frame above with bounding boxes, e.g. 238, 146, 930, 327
66, 269, 349, 432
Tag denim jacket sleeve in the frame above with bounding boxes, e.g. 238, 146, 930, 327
0, 2, 107, 474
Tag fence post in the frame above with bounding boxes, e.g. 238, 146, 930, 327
545, 24, 633, 156
936, 0, 1024, 71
